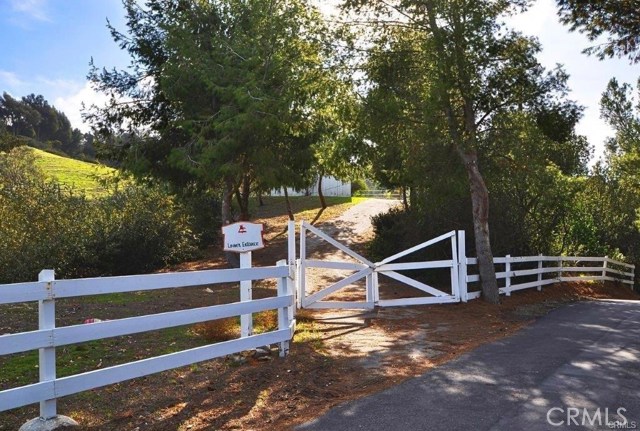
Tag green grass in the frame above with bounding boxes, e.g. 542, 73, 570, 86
30, 148, 120, 197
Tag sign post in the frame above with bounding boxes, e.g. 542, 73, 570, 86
222, 222, 265, 338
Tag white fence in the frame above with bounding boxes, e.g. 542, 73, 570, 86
297, 225, 635, 308
465, 255, 635, 300
0, 262, 295, 421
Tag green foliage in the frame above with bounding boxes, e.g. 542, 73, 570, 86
557, 0, 640, 63
351, 178, 368, 195
0, 147, 198, 283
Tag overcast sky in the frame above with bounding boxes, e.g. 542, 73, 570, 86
0, 0, 637, 162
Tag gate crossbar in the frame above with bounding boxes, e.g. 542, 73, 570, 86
380, 270, 449, 297
302, 222, 374, 267
302, 267, 373, 306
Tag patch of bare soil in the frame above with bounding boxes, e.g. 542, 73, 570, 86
1, 199, 638, 430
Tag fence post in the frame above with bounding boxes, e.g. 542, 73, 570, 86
366, 273, 374, 308
298, 222, 306, 308
38, 270, 57, 419
537, 254, 543, 291
602, 256, 608, 281
277, 260, 291, 358
457, 231, 468, 302
372, 271, 380, 304
505, 255, 511, 296
288, 220, 297, 314
239, 252, 253, 337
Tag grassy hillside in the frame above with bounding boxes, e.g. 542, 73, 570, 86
30, 148, 119, 197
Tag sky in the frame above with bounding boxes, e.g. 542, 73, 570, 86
0, 0, 637, 163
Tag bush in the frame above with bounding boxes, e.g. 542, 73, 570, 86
351, 178, 368, 196
0, 147, 199, 283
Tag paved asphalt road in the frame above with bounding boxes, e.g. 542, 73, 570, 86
298, 300, 640, 431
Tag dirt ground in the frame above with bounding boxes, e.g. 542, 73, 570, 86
1, 199, 638, 430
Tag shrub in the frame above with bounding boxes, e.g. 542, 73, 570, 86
351, 178, 368, 196
0, 147, 199, 283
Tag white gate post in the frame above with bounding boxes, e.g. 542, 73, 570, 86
372, 271, 379, 304
457, 231, 468, 302
240, 252, 253, 337
558, 256, 563, 283
602, 256, 608, 281
505, 255, 511, 296
298, 222, 306, 308
537, 254, 543, 291
38, 269, 57, 419
450, 233, 460, 300
288, 220, 297, 314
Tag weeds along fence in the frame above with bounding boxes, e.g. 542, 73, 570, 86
0, 261, 295, 420
465, 255, 635, 300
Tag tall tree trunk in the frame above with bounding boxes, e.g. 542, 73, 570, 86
462, 151, 499, 304
222, 179, 240, 268
239, 174, 251, 221
317, 171, 327, 210
283, 187, 294, 221
402, 186, 409, 210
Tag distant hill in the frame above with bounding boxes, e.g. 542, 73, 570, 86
29, 148, 119, 197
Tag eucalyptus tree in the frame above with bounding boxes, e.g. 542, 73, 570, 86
88, 0, 341, 228
344, 0, 573, 303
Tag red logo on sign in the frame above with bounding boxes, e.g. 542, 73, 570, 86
238, 225, 247, 233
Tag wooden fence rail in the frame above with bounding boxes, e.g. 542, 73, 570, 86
465, 255, 635, 300
0, 261, 295, 422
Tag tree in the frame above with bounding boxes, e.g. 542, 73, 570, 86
344, 0, 569, 303
88, 0, 342, 234
557, 0, 640, 63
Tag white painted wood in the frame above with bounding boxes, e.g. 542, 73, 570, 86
457, 231, 468, 302
0, 281, 48, 304
288, 221, 296, 266
305, 301, 375, 310
602, 256, 608, 279
240, 252, 253, 338
53, 330, 290, 399
467, 274, 480, 282
560, 266, 607, 272
0, 331, 52, 355
302, 222, 374, 267
53, 266, 288, 299
0, 381, 54, 412
379, 271, 448, 297
277, 261, 290, 357
537, 255, 543, 291
373, 271, 380, 303
302, 267, 373, 305
606, 258, 635, 269
376, 260, 453, 271
505, 255, 511, 297
450, 236, 459, 300
559, 256, 606, 262
508, 278, 557, 291
305, 260, 369, 271
377, 231, 456, 265
38, 270, 57, 419
466, 291, 482, 300
378, 296, 459, 307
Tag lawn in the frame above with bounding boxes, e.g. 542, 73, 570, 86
30, 148, 119, 197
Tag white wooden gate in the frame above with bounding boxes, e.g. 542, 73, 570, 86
297, 221, 467, 309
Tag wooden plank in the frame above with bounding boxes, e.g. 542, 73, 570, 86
560, 276, 600, 283
560, 256, 605, 262
305, 301, 374, 310
304, 260, 369, 271
0, 381, 54, 412
560, 266, 606, 272
467, 274, 480, 282
301, 222, 374, 267
604, 267, 635, 277
606, 258, 635, 269
303, 267, 372, 305
54, 266, 288, 298
0, 297, 292, 356
376, 260, 453, 271
377, 231, 455, 265
53, 330, 290, 399
466, 291, 482, 300
0, 281, 48, 304
507, 278, 556, 292
378, 296, 458, 307
380, 271, 448, 297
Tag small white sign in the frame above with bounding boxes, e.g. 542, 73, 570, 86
222, 222, 265, 253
